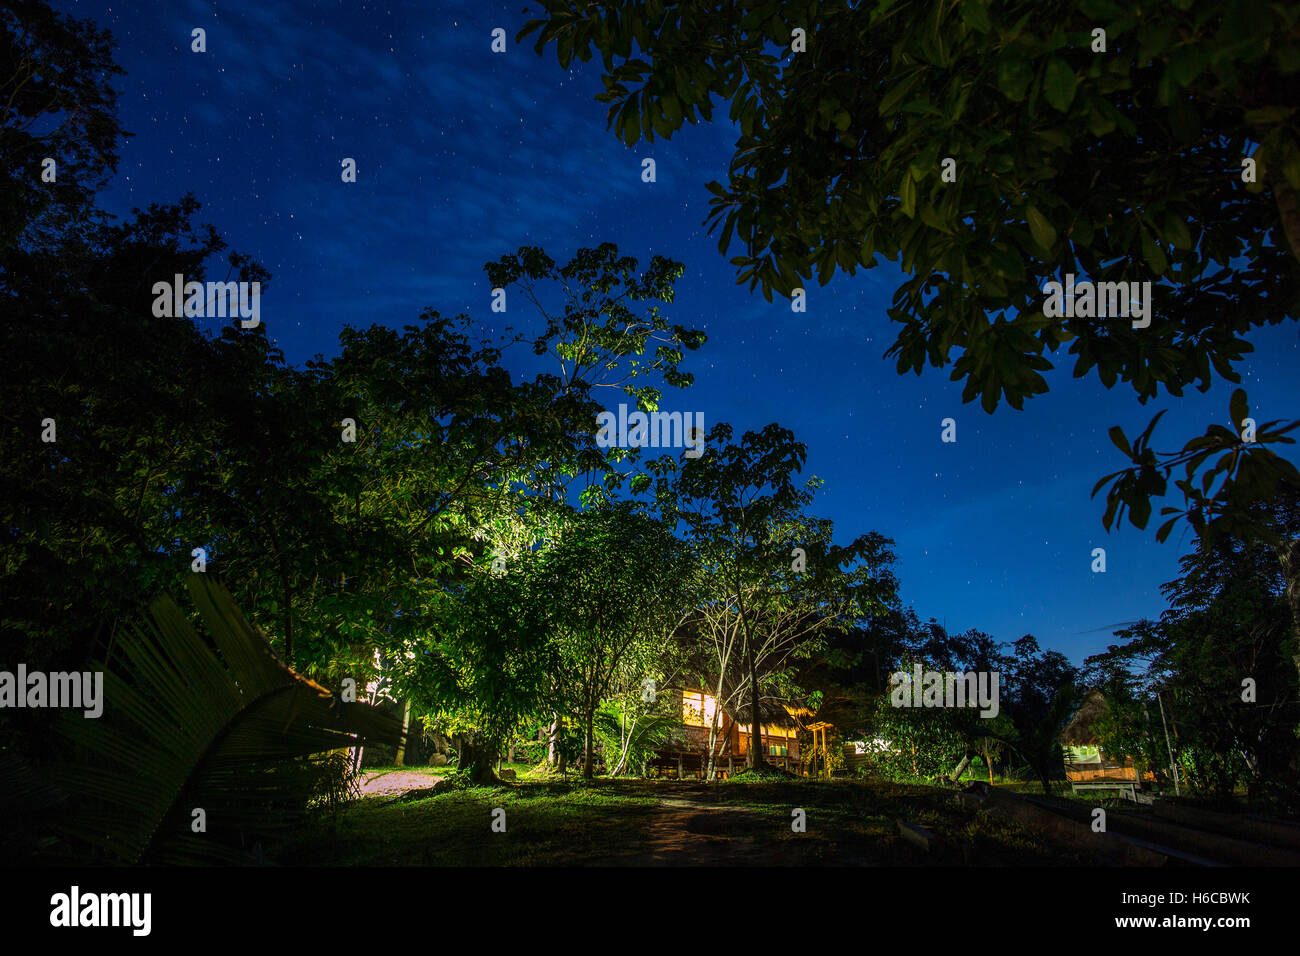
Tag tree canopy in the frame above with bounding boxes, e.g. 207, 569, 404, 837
521, 0, 1300, 543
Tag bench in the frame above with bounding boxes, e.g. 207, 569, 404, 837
1071, 781, 1138, 801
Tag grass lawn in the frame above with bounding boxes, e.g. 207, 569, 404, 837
281, 772, 662, 866
274, 765, 1117, 866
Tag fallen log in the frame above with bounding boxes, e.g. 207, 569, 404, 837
896, 819, 942, 853
963, 782, 1168, 866
1152, 801, 1300, 853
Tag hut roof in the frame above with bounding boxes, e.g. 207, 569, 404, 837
720, 696, 808, 729
1059, 688, 1110, 746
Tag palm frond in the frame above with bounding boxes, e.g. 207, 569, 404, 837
46, 576, 402, 864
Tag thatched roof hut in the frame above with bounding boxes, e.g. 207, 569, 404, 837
1058, 688, 1157, 786
718, 695, 809, 729
1059, 688, 1110, 746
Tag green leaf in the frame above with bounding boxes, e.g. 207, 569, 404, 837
996, 54, 1034, 102
1155, 515, 1180, 542
1043, 58, 1077, 112
1108, 425, 1133, 458
1034, 128, 1071, 150
1092, 470, 1123, 498
1102, 491, 1120, 529
1283, 149, 1300, 191
1163, 213, 1193, 251
663, 94, 682, 125
1229, 388, 1248, 428
619, 99, 641, 146
1135, 409, 1168, 451
879, 73, 922, 116
1168, 46, 1207, 87
900, 173, 917, 218
1129, 493, 1152, 529
1026, 204, 1057, 252
920, 203, 950, 232
1242, 106, 1294, 125
1088, 105, 1116, 137
961, 1, 991, 33
1071, 216, 1094, 248
48, 577, 402, 864
1140, 228, 1168, 274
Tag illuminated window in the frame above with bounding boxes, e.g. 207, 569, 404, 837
770, 744, 788, 756
1067, 745, 1102, 765
736, 723, 787, 737
681, 690, 719, 727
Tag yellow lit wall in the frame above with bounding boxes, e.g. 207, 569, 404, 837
681, 690, 720, 727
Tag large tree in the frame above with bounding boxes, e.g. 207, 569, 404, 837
654, 422, 881, 770
541, 503, 692, 779
359, 245, 705, 777
520, 0, 1300, 548
1083, 499, 1300, 799
1, 0, 125, 252
401, 558, 553, 784
0, 195, 274, 676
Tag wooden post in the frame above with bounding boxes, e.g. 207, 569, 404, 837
677, 755, 683, 779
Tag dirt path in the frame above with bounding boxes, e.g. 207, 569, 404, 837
358, 769, 441, 798
591, 786, 797, 865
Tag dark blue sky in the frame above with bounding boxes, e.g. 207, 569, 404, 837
66, 0, 1300, 664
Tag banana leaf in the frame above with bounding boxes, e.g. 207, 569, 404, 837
44, 576, 402, 864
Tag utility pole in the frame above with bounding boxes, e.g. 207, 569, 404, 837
1156, 689, 1180, 797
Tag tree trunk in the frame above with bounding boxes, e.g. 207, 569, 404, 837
583, 710, 595, 780
455, 733, 499, 784
705, 712, 719, 780
949, 753, 972, 783
351, 743, 364, 776
547, 712, 561, 767
394, 699, 411, 767
1034, 750, 1053, 796
1273, 537, 1300, 682
734, 578, 764, 772
282, 572, 293, 665
747, 642, 763, 770
612, 714, 637, 777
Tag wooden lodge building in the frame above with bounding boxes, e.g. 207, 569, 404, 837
650, 687, 827, 778
1059, 688, 1156, 797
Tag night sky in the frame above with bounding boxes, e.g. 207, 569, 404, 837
66, 0, 1300, 664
